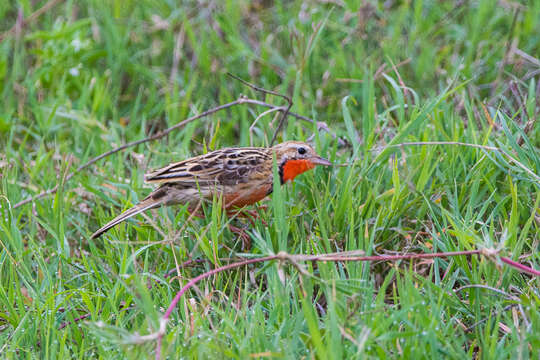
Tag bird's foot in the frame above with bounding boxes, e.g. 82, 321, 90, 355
228, 224, 252, 250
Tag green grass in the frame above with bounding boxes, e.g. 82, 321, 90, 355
1, 0, 539, 358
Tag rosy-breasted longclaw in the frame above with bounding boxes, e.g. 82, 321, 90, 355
90, 141, 331, 239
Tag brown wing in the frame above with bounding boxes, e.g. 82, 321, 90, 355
144, 147, 272, 187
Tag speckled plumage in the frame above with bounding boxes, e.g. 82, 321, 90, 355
90, 141, 330, 239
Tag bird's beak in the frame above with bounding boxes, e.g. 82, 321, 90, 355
310, 156, 332, 166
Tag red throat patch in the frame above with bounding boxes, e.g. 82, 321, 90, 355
282, 159, 315, 182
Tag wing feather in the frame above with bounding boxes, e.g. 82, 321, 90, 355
144, 147, 272, 186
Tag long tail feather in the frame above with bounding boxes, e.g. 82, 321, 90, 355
90, 198, 160, 239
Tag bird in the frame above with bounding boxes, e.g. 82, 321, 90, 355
90, 141, 331, 239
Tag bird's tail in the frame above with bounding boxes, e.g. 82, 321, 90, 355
90, 198, 160, 239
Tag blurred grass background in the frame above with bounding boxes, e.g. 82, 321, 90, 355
0, 0, 539, 358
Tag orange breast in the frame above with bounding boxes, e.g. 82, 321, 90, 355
224, 183, 272, 208
282, 159, 315, 182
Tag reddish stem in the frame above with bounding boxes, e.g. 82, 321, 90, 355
149, 248, 540, 359
58, 312, 93, 330
307, 250, 480, 262
501, 256, 540, 276
162, 255, 277, 321
156, 255, 278, 360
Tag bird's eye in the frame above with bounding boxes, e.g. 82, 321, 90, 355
298, 147, 307, 155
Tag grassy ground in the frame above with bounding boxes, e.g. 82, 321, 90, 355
1, 0, 539, 358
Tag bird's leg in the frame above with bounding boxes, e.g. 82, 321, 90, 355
227, 208, 268, 226
188, 206, 252, 250
249, 204, 268, 223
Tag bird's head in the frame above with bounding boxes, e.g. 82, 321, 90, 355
272, 141, 331, 183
